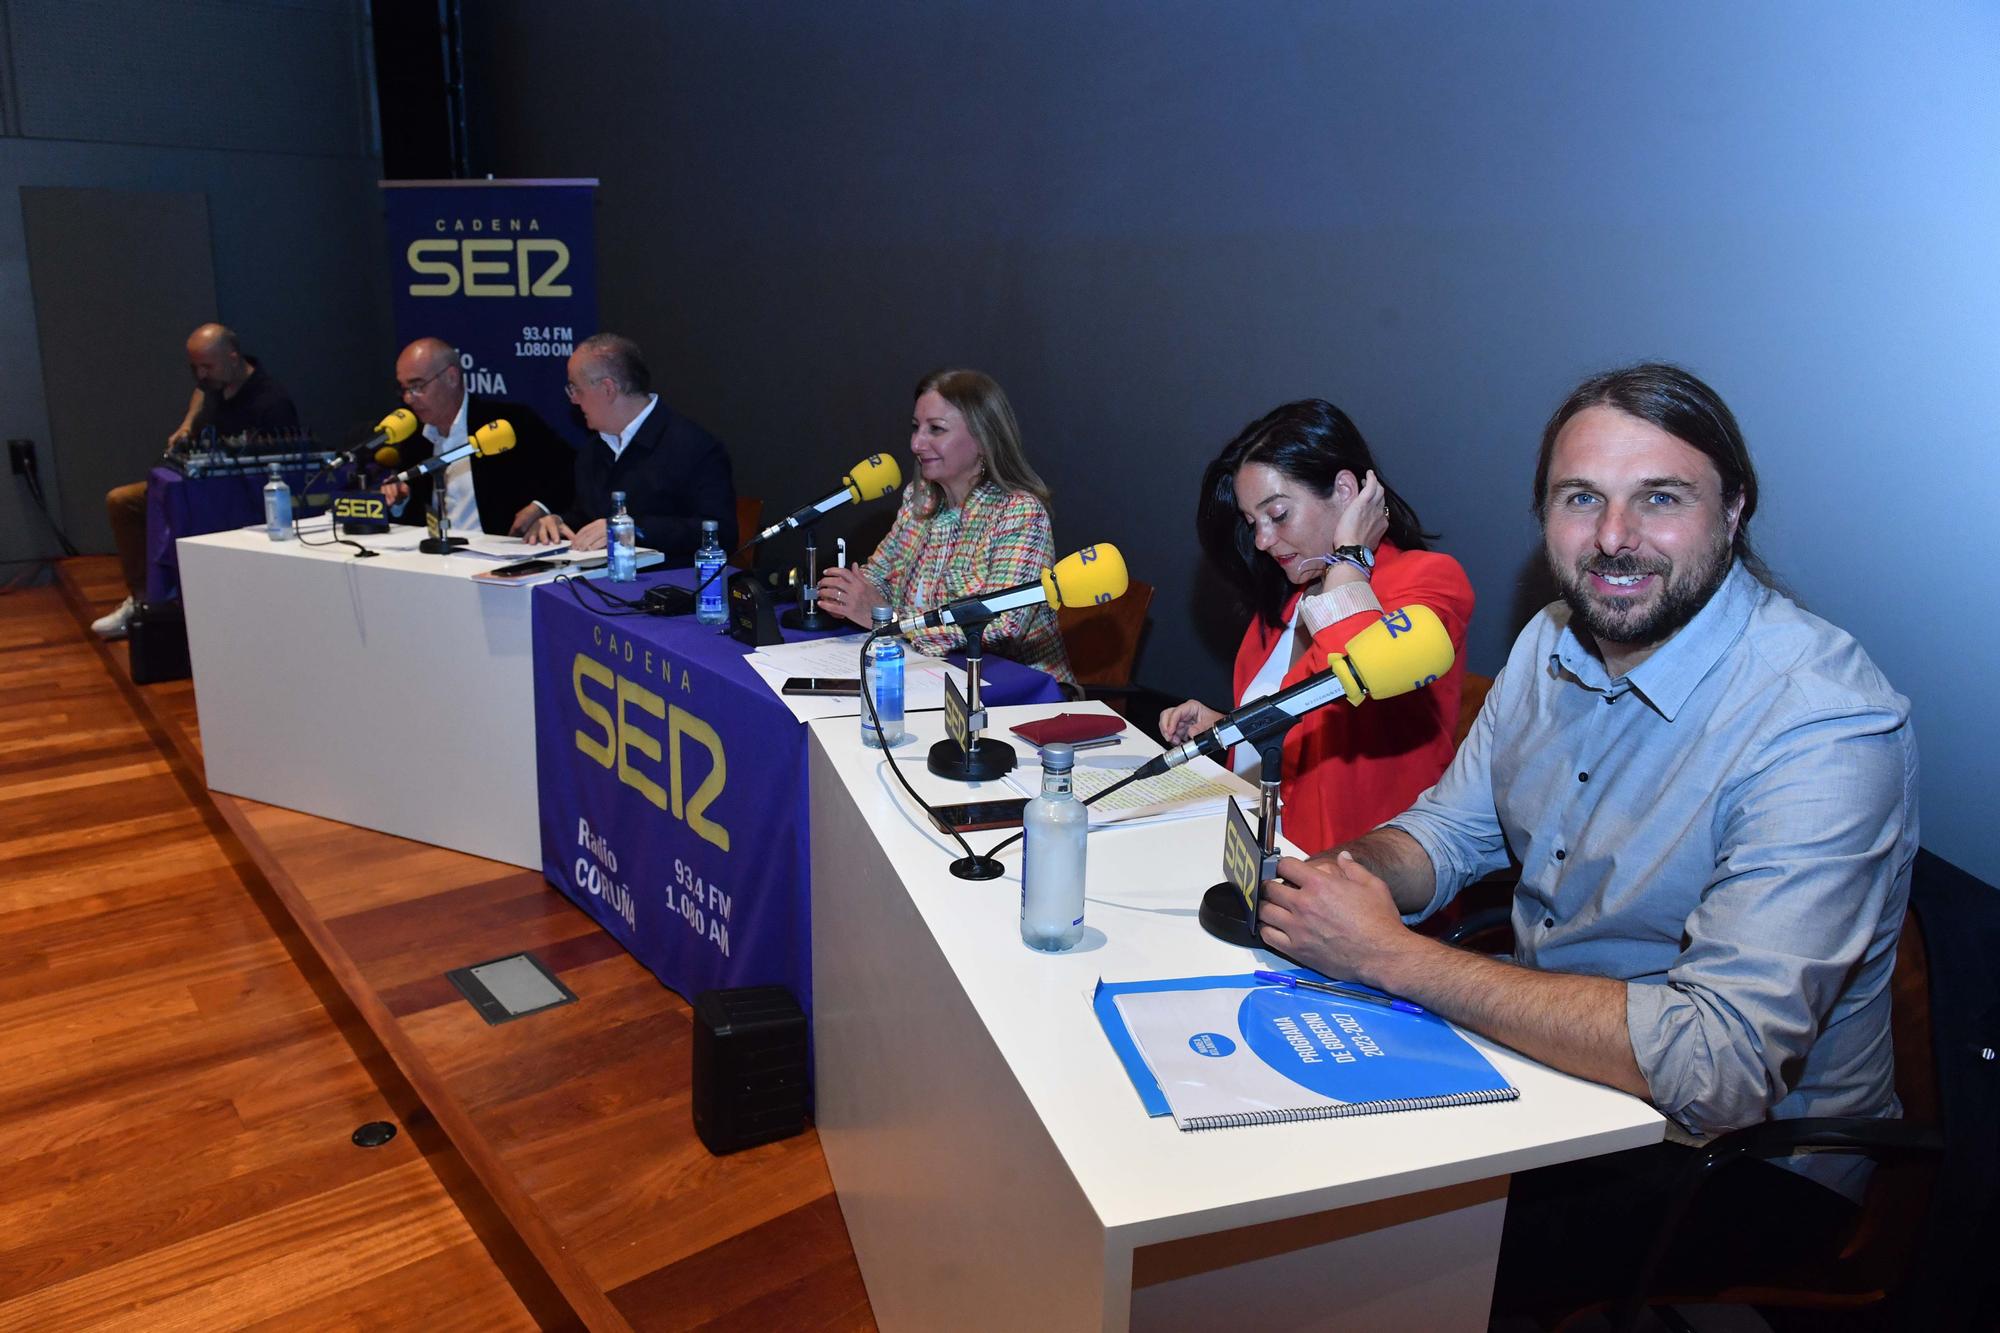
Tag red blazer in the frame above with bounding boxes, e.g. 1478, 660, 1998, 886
1231, 542, 1475, 852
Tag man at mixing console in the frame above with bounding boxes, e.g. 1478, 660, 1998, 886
93, 323, 300, 639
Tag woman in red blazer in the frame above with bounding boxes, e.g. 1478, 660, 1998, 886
1161, 399, 1474, 852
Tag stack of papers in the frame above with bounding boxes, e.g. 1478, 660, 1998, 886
746, 634, 969, 722
1004, 757, 1238, 827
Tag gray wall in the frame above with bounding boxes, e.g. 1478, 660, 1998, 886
460, 1, 2000, 884
0, 0, 391, 562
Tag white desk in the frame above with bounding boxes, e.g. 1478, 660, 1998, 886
179, 524, 548, 867
808, 704, 1664, 1332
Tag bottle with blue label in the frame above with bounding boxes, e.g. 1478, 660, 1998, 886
608, 490, 637, 582
1021, 741, 1087, 951
263, 463, 293, 542
695, 518, 727, 624
861, 606, 905, 748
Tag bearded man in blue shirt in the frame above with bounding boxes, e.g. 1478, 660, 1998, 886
1259, 362, 1917, 1320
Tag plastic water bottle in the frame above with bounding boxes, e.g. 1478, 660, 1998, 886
695, 519, 727, 624
861, 607, 905, 748
608, 491, 637, 583
263, 464, 293, 542
1021, 742, 1087, 951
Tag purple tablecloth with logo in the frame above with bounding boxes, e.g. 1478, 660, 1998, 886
145, 464, 325, 602
533, 569, 1063, 1015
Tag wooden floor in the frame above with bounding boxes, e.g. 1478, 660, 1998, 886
0, 576, 537, 1329
9, 559, 875, 1331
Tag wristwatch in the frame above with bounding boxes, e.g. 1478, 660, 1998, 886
1325, 545, 1375, 578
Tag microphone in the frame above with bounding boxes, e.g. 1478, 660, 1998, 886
1140, 605, 1455, 777
392, 419, 515, 484
755, 454, 904, 541
894, 544, 1128, 635
330, 409, 418, 472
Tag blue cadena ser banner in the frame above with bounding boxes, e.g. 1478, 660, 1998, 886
380, 179, 598, 446
532, 574, 817, 1016
530, 569, 1066, 1018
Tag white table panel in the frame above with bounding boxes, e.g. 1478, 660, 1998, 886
179, 525, 544, 867
809, 705, 1663, 1330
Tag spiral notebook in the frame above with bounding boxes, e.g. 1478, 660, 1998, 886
1094, 972, 1518, 1130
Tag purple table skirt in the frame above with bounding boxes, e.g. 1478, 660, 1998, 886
531, 565, 1063, 1017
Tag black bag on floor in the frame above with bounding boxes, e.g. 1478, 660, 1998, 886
128, 599, 191, 684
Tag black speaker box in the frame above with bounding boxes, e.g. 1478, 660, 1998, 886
725, 572, 784, 647
128, 600, 191, 684
691, 985, 809, 1155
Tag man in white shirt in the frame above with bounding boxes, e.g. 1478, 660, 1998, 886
383, 337, 572, 535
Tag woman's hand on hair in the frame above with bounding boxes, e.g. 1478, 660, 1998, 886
816, 566, 887, 628
1313, 471, 1389, 592
1332, 469, 1389, 552
1159, 699, 1225, 745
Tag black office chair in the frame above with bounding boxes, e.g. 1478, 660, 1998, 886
1449, 849, 1996, 1331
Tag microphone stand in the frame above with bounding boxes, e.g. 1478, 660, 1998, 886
780, 529, 835, 630
926, 617, 1017, 783
1198, 730, 1288, 949
418, 458, 467, 555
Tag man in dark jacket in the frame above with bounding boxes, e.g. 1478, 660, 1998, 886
383, 336, 573, 536
522, 332, 735, 562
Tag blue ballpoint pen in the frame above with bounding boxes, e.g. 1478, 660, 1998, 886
1253, 969, 1426, 1015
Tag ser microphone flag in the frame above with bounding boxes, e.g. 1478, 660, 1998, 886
894, 543, 1128, 634
1140, 605, 1455, 777
392, 418, 516, 484
756, 453, 904, 541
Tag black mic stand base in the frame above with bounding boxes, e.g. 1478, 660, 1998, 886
1201, 736, 1288, 951
418, 536, 468, 554
927, 737, 1017, 783
949, 854, 1007, 882
780, 604, 836, 630
1199, 882, 1263, 949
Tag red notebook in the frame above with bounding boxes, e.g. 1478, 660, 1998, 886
1008, 713, 1128, 747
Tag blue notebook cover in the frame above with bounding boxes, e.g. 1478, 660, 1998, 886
1094, 971, 1519, 1130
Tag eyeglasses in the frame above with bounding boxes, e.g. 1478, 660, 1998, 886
397, 367, 450, 398
563, 375, 607, 402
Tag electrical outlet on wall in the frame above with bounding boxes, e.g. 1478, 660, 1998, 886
7, 440, 36, 477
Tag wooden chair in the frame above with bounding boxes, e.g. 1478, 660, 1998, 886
1057, 577, 1153, 688
734, 495, 763, 564
1455, 671, 1493, 748
1056, 579, 1178, 735
1519, 847, 1997, 1331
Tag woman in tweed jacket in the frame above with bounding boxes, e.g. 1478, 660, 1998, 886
816, 369, 1075, 689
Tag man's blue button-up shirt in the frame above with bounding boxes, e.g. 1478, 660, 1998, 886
1389, 562, 1918, 1142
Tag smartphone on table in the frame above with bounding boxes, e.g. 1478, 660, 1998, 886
481, 558, 561, 580
927, 799, 1029, 834
782, 677, 861, 697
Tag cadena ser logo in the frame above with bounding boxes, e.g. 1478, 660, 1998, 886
332, 495, 386, 521
572, 654, 730, 852
406, 216, 571, 297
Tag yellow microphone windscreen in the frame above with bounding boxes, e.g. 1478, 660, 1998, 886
1342, 605, 1454, 700
375, 408, 418, 443
1043, 544, 1129, 610
844, 453, 903, 503
373, 445, 401, 469
472, 419, 517, 457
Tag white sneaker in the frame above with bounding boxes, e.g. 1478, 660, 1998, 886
91, 595, 138, 639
